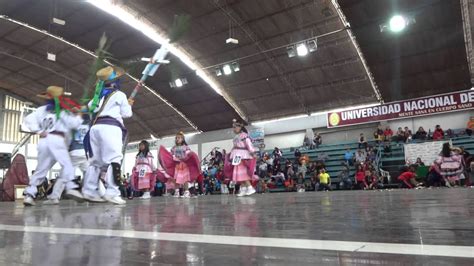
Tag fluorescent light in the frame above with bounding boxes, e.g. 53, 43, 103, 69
389, 15, 407, 32
52, 17, 66, 26
47, 52, 56, 61
296, 43, 308, 57
223, 64, 232, 75
252, 114, 309, 126
310, 102, 381, 116
231, 62, 240, 72
215, 67, 222, 76
286, 46, 296, 58
174, 78, 183, 88
307, 39, 317, 52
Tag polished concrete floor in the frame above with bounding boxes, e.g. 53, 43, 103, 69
0, 189, 473, 265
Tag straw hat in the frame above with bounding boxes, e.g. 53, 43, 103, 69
96, 66, 125, 82
176, 131, 185, 137
37, 86, 64, 99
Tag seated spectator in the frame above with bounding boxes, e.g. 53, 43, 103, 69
413, 127, 427, 140
374, 125, 384, 143
432, 125, 444, 141
273, 170, 286, 184
466, 116, 474, 136
384, 126, 394, 141
294, 148, 301, 160
404, 127, 412, 143
284, 178, 294, 192
317, 168, 331, 191
393, 127, 405, 142
273, 147, 282, 159
358, 133, 368, 149
434, 142, 463, 187
365, 170, 380, 190
308, 162, 317, 175
355, 164, 368, 190
338, 162, 353, 190
344, 148, 354, 165
355, 149, 367, 163
367, 149, 376, 162
415, 157, 425, 167
446, 128, 455, 139
314, 133, 322, 149
383, 141, 392, 157
316, 151, 329, 163
296, 172, 305, 192
258, 160, 268, 179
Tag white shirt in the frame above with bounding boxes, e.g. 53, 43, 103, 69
89, 91, 132, 125
24, 106, 83, 134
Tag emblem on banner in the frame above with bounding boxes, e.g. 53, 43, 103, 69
328, 113, 340, 126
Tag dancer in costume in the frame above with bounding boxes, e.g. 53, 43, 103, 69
224, 119, 258, 197
82, 66, 133, 205
131, 140, 156, 199
159, 132, 200, 198
46, 114, 91, 205
23, 86, 84, 206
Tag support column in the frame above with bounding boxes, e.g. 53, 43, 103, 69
461, 0, 474, 85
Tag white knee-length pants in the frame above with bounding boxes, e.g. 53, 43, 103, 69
25, 134, 77, 197
82, 124, 123, 198
49, 153, 90, 200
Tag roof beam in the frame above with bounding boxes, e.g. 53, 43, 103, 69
460, 0, 474, 86
331, 0, 384, 103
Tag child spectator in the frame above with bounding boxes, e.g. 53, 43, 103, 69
314, 133, 322, 149
384, 126, 393, 141
374, 125, 384, 143
338, 162, 353, 190
415, 157, 425, 166
398, 165, 422, 188
355, 164, 368, 190
394, 127, 405, 142
358, 133, 368, 149
466, 117, 474, 136
317, 168, 331, 191
366, 170, 379, 190
432, 125, 444, 141
355, 149, 367, 163
413, 127, 427, 140
404, 127, 412, 143
383, 141, 392, 157
344, 148, 354, 165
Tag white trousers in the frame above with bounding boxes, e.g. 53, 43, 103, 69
25, 134, 77, 197
49, 154, 90, 200
82, 124, 123, 198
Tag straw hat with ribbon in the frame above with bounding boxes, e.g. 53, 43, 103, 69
89, 66, 126, 113
37, 86, 81, 118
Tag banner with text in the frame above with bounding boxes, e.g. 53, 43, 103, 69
327, 90, 474, 128
404, 140, 451, 165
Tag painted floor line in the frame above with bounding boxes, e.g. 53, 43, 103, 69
0, 224, 473, 258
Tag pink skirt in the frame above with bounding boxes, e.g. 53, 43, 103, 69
175, 162, 190, 185
232, 162, 252, 182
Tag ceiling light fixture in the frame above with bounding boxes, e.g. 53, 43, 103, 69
379, 14, 415, 33
169, 78, 188, 88
296, 43, 309, 57
231, 62, 240, 72
222, 64, 232, 75
286, 46, 296, 58
215, 67, 222, 76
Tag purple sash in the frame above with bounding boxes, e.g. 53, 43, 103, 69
84, 116, 128, 158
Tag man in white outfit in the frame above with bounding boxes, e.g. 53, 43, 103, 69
82, 66, 133, 205
45, 114, 94, 205
23, 86, 84, 206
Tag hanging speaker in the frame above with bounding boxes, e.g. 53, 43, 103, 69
0, 153, 11, 169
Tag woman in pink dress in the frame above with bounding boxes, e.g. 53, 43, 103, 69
159, 132, 200, 198
131, 140, 156, 199
225, 119, 258, 197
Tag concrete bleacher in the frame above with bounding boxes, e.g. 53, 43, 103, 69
379, 135, 474, 179
265, 133, 474, 192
